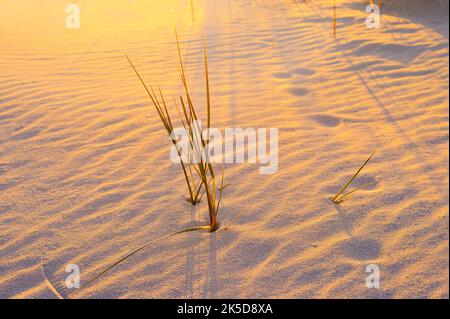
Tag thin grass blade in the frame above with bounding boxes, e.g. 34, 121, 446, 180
331, 151, 375, 202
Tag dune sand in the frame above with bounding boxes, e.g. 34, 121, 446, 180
0, 0, 448, 298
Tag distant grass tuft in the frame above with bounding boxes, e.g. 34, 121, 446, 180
331, 152, 375, 204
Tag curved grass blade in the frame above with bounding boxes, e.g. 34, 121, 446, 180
68, 225, 211, 298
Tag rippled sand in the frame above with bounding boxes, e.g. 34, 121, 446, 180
0, 0, 448, 298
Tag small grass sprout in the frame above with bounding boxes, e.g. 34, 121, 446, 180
331, 151, 375, 204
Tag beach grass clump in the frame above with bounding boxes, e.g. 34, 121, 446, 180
62, 34, 224, 298
125, 32, 224, 212
126, 34, 224, 229
125, 55, 203, 206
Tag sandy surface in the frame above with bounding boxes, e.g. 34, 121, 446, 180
0, 0, 448, 298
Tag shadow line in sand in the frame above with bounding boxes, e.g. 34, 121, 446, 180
184, 205, 197, 298
334, 205, 382, 262
205, 232, 218, 298
348, 0, 449, 39
185, 203, 218, 298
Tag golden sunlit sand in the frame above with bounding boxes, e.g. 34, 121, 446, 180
0, 0, 448, 298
